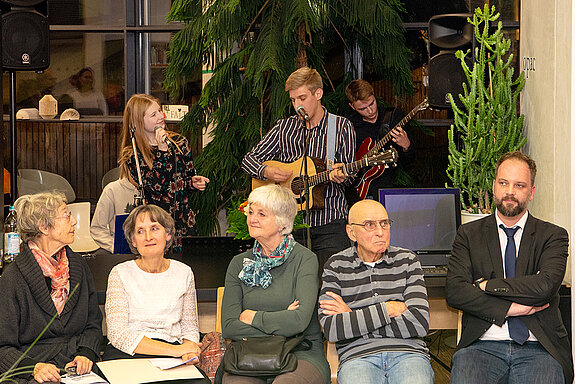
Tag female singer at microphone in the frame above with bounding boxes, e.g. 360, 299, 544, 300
118, 94, 209, 252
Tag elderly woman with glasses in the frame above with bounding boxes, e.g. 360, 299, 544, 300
221, 184, 330, 384
0, 192, 103, 384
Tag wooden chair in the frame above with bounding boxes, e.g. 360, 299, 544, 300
216, 286, 225, 334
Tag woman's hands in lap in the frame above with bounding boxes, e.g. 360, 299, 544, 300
33, 363, 61, 383
178, 340, 202, 364
65, 355, 93, 375
33, 356, 93, 383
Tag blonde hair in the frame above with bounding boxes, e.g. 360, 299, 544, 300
345, 79, 374, 103
118, 94, 183, 179
285, 67, 323, 94
14, 191, 67, 242
248, 185, 297, 235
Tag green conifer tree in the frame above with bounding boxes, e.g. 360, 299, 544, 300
165, 0, 413, 234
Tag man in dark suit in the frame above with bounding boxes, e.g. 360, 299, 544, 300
446, 151, 572, 384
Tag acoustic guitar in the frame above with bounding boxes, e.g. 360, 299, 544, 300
252, 149, 398, 211
354, 99, 429, 199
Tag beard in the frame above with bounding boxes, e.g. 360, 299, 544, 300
495, 195, 527, 217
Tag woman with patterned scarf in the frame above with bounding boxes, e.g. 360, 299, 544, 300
221, 184, 330, 384
0, 192, 102, 383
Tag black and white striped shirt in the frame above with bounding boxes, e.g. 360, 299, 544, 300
242, 110, 356, 227
319, 246, 430, 365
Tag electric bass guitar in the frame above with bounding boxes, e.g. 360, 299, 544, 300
354, 99, 429, 199
252, 149, 398, 211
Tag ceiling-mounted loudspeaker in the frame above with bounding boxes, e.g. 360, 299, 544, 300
429, 13, 473, 49
0, 0, 49, 71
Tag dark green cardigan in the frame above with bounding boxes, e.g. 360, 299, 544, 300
221, 242, 330, 383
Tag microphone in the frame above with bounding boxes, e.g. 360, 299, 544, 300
154, 125, 171, 150
296, 105, 310, 121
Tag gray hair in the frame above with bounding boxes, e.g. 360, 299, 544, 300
123, 204, 175, 255
248, 184, 297, 235
14, 191, 67, 243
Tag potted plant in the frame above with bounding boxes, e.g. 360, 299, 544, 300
446, 4, 526, 219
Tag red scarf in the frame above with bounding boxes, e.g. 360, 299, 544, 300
29, 241, 70, 315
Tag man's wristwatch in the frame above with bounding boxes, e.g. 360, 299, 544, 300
473, 277, 486, 288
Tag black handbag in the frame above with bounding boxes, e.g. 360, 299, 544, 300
222, 334, 309, 377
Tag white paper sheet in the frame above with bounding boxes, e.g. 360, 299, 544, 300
149, 357, 198, 370
60, 371, 108, 384
97, 358, 203, 384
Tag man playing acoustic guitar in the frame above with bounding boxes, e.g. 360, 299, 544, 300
345, 79, 415, 201
242, 66, 356, 268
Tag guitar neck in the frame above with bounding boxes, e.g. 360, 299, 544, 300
366, 104, 425, 157
307, 158, 372, 186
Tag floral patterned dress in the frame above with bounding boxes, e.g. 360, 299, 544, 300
127, 135, 197, 252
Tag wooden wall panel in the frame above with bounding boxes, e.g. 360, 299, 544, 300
10, 120, 191, 203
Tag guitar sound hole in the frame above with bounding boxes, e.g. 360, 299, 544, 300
291, 177, 304, 195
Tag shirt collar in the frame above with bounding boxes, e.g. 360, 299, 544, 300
495, 208, 529, 229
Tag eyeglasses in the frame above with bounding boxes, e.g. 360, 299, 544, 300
350, 219, 393, 231
55, 211, 72, 222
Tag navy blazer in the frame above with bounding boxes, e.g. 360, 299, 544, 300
446, 213, 573, 383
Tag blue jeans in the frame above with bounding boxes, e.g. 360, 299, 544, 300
450, 340, 564, 384
337, 351, 434, 384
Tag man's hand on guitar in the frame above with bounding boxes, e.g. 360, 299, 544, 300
329, 163, 347, 184
391, 127, 410, 151
263, 165, 293, 182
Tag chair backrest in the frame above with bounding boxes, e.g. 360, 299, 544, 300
68, 202, 91, 235
102, 167, 121, 189
216, 286, 225, 334
18, 169, 76, 203
67, 201, 99, 253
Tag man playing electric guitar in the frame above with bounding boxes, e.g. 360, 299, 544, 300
242, 67, 356, 268
345, 79, 415, 201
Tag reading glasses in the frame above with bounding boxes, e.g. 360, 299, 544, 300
350, 219, 393, 231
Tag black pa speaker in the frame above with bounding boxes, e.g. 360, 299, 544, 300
428, 14, 472, 109
0, 0, 49, 71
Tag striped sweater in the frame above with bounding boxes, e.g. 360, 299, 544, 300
319, 246, 430, 365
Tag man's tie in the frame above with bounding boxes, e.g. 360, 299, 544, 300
500, 224, 529, 344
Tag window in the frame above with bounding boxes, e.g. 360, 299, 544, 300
3, 0, 200, 116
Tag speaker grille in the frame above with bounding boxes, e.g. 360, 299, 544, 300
428, 52, 472, 109
2, 10, 50, 70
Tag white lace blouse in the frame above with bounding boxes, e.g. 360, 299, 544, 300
105, 259, 199, 355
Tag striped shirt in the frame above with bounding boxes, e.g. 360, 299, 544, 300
242, 110, 356, 227
319, 246, 430, 366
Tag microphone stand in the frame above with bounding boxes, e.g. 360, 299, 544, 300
301, 118, 312, 250
130, 127, 146, 206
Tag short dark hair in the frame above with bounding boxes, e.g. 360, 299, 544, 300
495, 151, 537, 186
123, 204, 175, 255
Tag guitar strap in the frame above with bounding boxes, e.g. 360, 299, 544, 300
326, 113, 337, 169
378, 108, 395, 140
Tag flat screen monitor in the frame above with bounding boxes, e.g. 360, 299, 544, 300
378, 188, 461, 266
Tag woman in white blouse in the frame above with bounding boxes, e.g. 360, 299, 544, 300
103, 204, 210, 382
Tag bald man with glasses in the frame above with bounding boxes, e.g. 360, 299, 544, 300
318, 199, 433, 384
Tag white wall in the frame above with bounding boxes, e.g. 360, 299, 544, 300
520, 0, 574, 372
520, 0, 572, 282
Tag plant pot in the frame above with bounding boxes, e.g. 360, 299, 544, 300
461, 211, 489, 224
